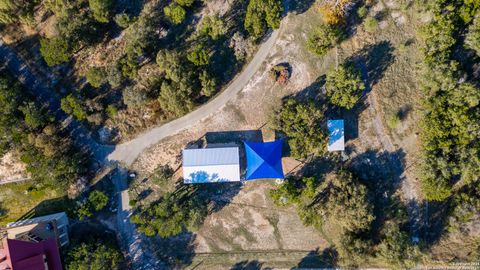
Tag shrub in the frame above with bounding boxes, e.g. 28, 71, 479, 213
387, 114, 400, 129
318, 0, 355, 25
88, 190, 109, 211
175, 0, 195, 7
465, 16, 480, 56
114, 13, 136, 28
364, 16, 378, 33
164, 3, 186, 25
357, 6, 367, 18
86, 66, 106, 88
105, 104, 118, 118
122, 86, 148, 108
88, 0, 114, 23
39, 37, 71, 66
306, 24, 341, 56
151, 165, 174, 186
199, 70, 216, 97
325, 64, 365, 109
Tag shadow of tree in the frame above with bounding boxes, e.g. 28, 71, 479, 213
347, 40, 396, 92
230, 260, 269, 270
148, 232, 197, 269
286, 0, 316, 15
293, 247, 338, 268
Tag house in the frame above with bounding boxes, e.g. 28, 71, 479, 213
0, 212, 69, 270
327, 120, 345, 152
183, 147, 241, 183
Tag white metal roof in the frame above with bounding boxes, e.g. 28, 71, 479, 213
182, 147, 240, 183
327, 120, 345, 152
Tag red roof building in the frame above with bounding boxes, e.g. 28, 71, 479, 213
0, 237, 63, 270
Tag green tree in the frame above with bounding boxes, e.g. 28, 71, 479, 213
66, 242, 123, 270
20, 102, 46, 130
164, 3, 186, 25
200, 15, 227, 40
114, 13, 136, 28
187, 44, 211, 66
306, 24, 341, 56
325, 63, 365, 109
39, 37, 71, 67
89, 190, 109, 211
272, 99, 326, 158
377, 223, 419, 268
86, 66, 107, 88
465, 15, 480, 56
244, 0, 283, 39
88, 0, 114, 23
199, 70, 216, 97
61, 94, 88, 121
158, 80, 194, 117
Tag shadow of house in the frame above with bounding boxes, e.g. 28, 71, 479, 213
293, 247, 338, 269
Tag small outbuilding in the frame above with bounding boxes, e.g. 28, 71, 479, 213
327, 120, 345, 152
244, 140, 284, 180
182, 147, 240, 183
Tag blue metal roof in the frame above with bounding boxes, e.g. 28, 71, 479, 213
244, 140, 284, 180
327, 120, 345, 151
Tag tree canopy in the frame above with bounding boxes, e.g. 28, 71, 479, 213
244, 0, 283, 39
325, 64, 365, 109
272, 99, 327, 159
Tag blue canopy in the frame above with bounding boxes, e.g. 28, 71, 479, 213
244, 140, 284, 180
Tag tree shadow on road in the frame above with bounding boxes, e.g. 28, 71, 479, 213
293, 247, 338, 269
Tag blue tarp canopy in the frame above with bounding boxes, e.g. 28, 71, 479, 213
244, 140, 284, 180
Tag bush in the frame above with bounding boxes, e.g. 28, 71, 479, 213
325, 63, 365, 109
122, 86, 148, 108
114, 13, 136, 28
465, 15, 480, 56
39, 37, 71, 66
364, 17, 378, 33
306, 24, 341, 56
357, 6, 367, 18
150, 165, 174, 186
272, 99, 326, 158
377, 223, 419, 268
88, 0, 114, 23
105, 104, 118, 118
88, 190, 109, 211
387, 114, 400, 129
164, 3, 186, 25
86, 66, 106, 88
318, 0, 355, 25
175, 0, 195, 7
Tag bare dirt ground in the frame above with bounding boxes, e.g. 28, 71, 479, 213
129, 1, 427, 266
0, 152, 28, 184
